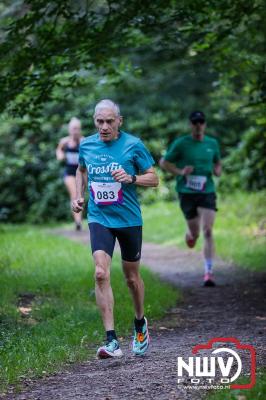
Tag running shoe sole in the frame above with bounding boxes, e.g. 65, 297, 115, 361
97, 347, 123, 359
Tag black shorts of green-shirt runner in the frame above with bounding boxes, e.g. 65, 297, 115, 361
178, 193, 217, 220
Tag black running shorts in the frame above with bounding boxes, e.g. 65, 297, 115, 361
89, 223, 142, 262
178, 193, 217, 220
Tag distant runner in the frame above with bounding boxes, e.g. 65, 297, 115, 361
56, 117, 84, 230
72, 99, 158, 358
160, 111, 222, 286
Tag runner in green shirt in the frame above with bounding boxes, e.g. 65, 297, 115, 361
160, 111, 222, 286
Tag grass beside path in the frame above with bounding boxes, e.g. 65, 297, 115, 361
206, 370, 266, 400
142, 191, 266, 271
0, 225, 178, 393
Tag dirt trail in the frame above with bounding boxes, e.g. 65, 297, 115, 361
4, 229, 266, 400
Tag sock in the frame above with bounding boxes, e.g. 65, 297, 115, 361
134, 316, 145, 331
204, 259, 213, 274
106, 330, 117, 342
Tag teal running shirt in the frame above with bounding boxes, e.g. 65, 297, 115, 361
79, 131, 154, 228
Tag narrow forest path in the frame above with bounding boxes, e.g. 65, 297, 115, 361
5, 228, 266, 400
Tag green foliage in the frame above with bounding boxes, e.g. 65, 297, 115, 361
0, 0, 173, 115
0, 225, 178, 391
1, 0, 264, 115
0, 115, 70, 222
219, 125, 266, 191
138, 168, 176, 205
0, 0, 265, 222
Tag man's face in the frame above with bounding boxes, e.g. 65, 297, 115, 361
94, 108, 122, 142
190, 120, 206, 139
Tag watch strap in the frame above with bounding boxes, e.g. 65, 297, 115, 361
130, 175, 137, 184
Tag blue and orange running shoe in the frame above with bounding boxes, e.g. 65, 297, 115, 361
132, 317, 150, 356
97, 339, 123, 359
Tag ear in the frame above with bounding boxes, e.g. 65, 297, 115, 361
119, 116, 123, 126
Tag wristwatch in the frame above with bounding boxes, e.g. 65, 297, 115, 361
130, 175, 137, 184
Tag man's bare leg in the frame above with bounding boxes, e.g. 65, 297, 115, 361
198, 207, 216, 285
122, 260, 144, 319
186, 215, 200, 247
94, 250, 123, 358
122, 259, 150, 355
93, 250, 114, 331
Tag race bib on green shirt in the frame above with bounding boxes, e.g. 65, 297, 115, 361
90, 181, 123, 205
185, 175, 207, 191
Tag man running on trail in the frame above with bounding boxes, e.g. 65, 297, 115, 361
160, 111, 222, 287
72, 99, 158, 358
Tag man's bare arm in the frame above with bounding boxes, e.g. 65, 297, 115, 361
111, 167, 159, 187
213, 161, 222, 177
159, 158, 194, 176
135, 167, 159, 187
72, 165, 87, 213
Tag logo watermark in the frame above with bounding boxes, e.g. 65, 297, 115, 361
177, 337, 256, 390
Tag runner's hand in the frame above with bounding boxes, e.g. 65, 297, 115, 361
72, 198, 84, 213
182, 166, 194, 176
111, 169, 132, 183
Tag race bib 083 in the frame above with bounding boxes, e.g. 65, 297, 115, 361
90, 182, 123, 205
185, 175, 207, 191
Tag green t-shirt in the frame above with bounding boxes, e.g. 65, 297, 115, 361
164, 135, 221, 193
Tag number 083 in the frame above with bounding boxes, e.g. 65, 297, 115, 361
96, 191, 115, 200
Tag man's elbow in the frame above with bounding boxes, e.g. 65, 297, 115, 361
77, 165, 86, 173
214, 168, 222, 177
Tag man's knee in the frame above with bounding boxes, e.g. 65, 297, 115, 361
95, 264, 109, 284
189, 226, 199, 238
203, 226, 213, 239
187, 220, 200, 238
192, 230, 200, 238
125, 274, 140, 290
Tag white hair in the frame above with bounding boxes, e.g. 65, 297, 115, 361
68, 117, 81, 128
94, 99, 120, 117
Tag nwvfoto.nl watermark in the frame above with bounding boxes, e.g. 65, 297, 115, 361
177, 337, 256, 390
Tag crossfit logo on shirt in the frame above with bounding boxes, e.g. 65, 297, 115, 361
87, 154, 122, 175
88, 162, 122, 174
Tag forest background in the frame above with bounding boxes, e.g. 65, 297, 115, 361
0, 0, 265, 223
